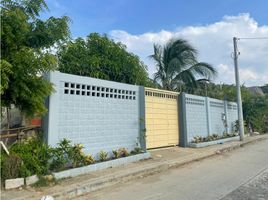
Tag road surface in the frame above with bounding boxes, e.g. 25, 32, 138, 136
76, 139, 268, 200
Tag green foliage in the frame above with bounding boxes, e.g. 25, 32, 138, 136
50, 139, 72, 171
1, 0, 70, 116
150, 38, 217, 91
0, 60, 12, 94
1, 154, 22, 180
130, 147, 144, 155
9, 136, 52, 177
1, 137, 138, 181
243, 94, 268, 133
50, 139, 93, 171
192, 133, 238, 143
58, 33, 150, 86
189, 83, 251, 101
84, 154, 94, 165
112, 149, 120, 159
0, 137, 97, 180
1, 0, 49, 19
69, 144, 87, 168
98, 150, 108, 161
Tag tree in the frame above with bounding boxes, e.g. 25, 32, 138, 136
190, 83, 251, 101
243, 94, 268, 133
58, 33, 150, 86
1, 0, 70, 116
150, 38, 217, 91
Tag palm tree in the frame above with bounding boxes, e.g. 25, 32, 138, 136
149, 38, 217, 91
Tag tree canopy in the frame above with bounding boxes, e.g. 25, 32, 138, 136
1, 0, 70, 115
58, 33, 150, 86
150, 38, 217, 91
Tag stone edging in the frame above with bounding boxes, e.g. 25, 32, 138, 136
5, 175, 39, 189
188, 136, 240, 148
53, 152, 151, 180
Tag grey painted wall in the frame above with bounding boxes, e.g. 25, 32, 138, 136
43, 71, 144, 158
181, 93, 238, 144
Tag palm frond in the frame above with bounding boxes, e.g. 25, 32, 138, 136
174, 69, 198, 89
188, 62, 217, 80
149, 38, 217, 91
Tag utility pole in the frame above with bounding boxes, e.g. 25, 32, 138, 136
233, 37, 244, 141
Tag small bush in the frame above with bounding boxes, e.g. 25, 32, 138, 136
49, 139, 72, 172
131, 147, 144, 155
50, 139, 89, 171
118, 148, 129, 157
84, 154, 94, 164
70, 144, 86, 168
1, 154, 22, 180
99, 150, 108, 161
112, 149, 120, 159
9, 136, 52, 177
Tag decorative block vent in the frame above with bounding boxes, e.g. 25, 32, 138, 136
186, 98, 205, 106
63, 82, 136, 100
227, 104, 237, 110
210, 101, 224, 108
145, 91, 177, 99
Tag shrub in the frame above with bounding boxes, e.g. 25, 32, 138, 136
9, 136, 52, 177
69, 144, 87, 168
131, 147, 144, 155
118, 148, 129, 157
50, 139, 88, 171
49, 139, 73, 171
1, 137, 98, 180
193, 136, 203, 143
112, 149, 120, 159
99, 150, 108, 161
84, 154, 94, 165
1, 154, 22, 180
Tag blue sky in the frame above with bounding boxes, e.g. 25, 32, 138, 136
41, 0, 268, 37
41, 0, 268, 86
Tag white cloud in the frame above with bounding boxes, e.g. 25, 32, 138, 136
109, 13, 268, 86
217, 64, 268, 86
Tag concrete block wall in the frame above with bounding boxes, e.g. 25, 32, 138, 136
43, 71, 145, 158
227, 102, 238, 133
185, 94, 208, 140
209, 98, 226, 135
179, 93, 238, 146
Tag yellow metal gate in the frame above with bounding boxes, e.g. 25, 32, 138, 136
145, 88, 179, 149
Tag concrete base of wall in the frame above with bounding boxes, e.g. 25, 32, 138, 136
188, 136, 240, 148
53, 152, 151, 180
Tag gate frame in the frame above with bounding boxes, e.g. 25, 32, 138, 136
144, 87, 180, 149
